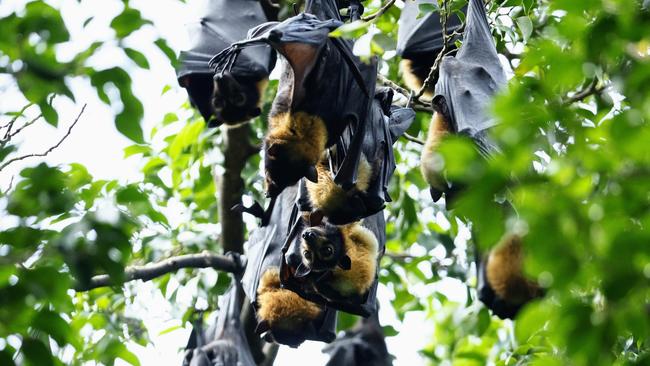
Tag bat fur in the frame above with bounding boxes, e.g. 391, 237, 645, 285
306, 153, 373, 220
299, 222, 378, 301
256, 267, 323, 333
485, 235, 541, 305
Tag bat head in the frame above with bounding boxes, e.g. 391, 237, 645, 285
263, 140, 319, 198
211, 71, 263, 126
296, 223, 351, 277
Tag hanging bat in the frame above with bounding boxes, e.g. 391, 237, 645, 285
322, 311, 393, 366
296, 220, 379, 304
177, 0, 276, 127
477, 235, 543, 319
279, 184, 386, 317
240, 184, 337, 347
210, 0, 377, 198
420, 0, 507, 200
182, 259, 256, 366
397, 0, 465, 97
305, 88, 415, 225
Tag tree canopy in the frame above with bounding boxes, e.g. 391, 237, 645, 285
0, 0, 648, 365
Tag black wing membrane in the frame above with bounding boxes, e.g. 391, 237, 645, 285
433, 0, 507, 156
182, 263, 256, 366
209, 11, 372, 144
322, 312, 393, 366
241, 185, 337, 347
177, 0, 275, 125
328, 88, 415, 224
396, 0, 464, 58
279, 181, 386, 317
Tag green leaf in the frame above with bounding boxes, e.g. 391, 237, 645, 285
38, 99, 58, 126
516, 16, 533, 42
382, 325, 399, 337
32, 310, 73, 347
21, 338, 54, 366
124, 47, 150, 69
155, 38, 178, 67
124, 144, 151, 158
110, 7, 150, 39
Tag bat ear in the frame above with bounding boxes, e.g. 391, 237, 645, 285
255, 320, 271, 335
250, 107, 262, 118
305, 165, 318, 183
294, 263, 312, 278
266, 142, 280, 158
337, 255, 352, 270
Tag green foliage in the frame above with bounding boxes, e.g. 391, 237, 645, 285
1, 0, 649, 365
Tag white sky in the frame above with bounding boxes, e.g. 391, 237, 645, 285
0, 1, 468, 365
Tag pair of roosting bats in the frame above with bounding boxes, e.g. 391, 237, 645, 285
204, 0, 405, 346
400, 0, 541, 318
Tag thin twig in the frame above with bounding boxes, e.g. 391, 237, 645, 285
2, 103, 33, 140
361, 0, 397, 21
563, 78, 606, 105
1, 176, 14, 195
403, 133, 425, 145
415, 0, 452, 101
9, 114, 42, 138
377, 74, 432, 111
0, 104, 86, 172
75, 252, 240, 291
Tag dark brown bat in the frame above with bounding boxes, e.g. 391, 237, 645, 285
478, 235, 543, 319
296, 221, 378, 304
420, 0, 507, 200
177, 0, 275, 127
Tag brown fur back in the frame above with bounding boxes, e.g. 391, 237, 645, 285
257, 268, 322, 329
400, 59, 433, 99
420, 112, 450, 191
330, 223, 378, 296
307, 154, 373, 214
267, 111, 328, 166
486, 235, 540, 304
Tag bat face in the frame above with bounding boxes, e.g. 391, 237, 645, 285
211, 72, 264, 125
263, 140, 320, 198
299, 224, 350, 274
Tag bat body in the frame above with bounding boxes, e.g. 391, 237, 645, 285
182, 269, 256, 366
397, 0, 464, 96
420, 0, 506, 200
241, 185, 337, 347
256, 267, 325, 346
210, 0, 376, 197
297, 221, 378, 303
478, 235, 542, 319
280, 186, 385, 317
305, 89, 415, 225
323, 312, 392, 366
177, 0, 275, 126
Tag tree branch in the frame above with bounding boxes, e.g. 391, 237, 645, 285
415, 0, 451, 101
563, 78, 607, 105
402, 133, 425, 145
74, 252, 239, 291
377, 74, 432, 111
1, 103, 33, 142
361, 0, 396, 21
217, 123, 254, 254
0, 104, 86, 172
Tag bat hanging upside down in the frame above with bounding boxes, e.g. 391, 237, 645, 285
295, 221, 378, 303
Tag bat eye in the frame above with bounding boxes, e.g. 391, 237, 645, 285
303, 250, 313, 262
320, 245, 333, 258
